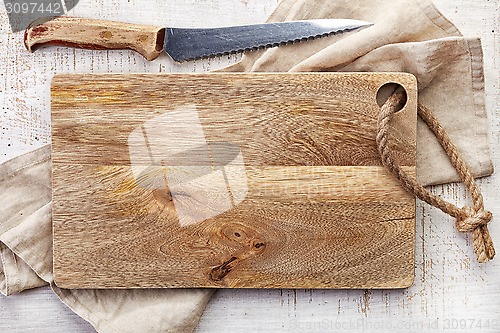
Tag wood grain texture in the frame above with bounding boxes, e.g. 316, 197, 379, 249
51, 73, 417, 289
25, 17, 165, 61
1, 0, 499, 332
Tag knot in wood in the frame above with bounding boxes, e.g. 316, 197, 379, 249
456, 206, 492, 232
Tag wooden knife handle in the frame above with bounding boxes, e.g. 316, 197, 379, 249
24, 17, 165, 61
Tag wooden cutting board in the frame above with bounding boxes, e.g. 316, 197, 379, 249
51, 73, 417, 289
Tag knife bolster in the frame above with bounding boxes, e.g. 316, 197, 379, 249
24, 17, 165, 61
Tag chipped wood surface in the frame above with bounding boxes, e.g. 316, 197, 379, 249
50, 73, 416, 289
25, 17, 165, 61
0, 0, 499, 332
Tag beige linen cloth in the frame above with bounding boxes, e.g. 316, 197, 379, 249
0, 0, 494, 332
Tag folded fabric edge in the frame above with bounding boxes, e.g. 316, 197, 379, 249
465, 37, 494, 176
418, 37, 494, 187
51, 285, 122, 333
416, 0, 463, 37
0, 145, 51, 182
0, 202, 54, 282
51, 286, 215, 333
0, 242, 49, 296
0, 242, 21, 296
0, 146, 53, 296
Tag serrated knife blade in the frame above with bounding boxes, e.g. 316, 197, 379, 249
164, 19, 371, 62
24, 17, 371, 62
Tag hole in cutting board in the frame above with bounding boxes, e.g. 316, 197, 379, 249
376, 82, 408, 112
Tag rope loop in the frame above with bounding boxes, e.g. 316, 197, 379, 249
377, 86, 495, 263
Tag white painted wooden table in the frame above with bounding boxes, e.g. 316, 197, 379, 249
0, 0, 499, 332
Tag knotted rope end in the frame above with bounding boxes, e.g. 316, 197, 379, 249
456, 207, 492, 232
456, 206, 495, 263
